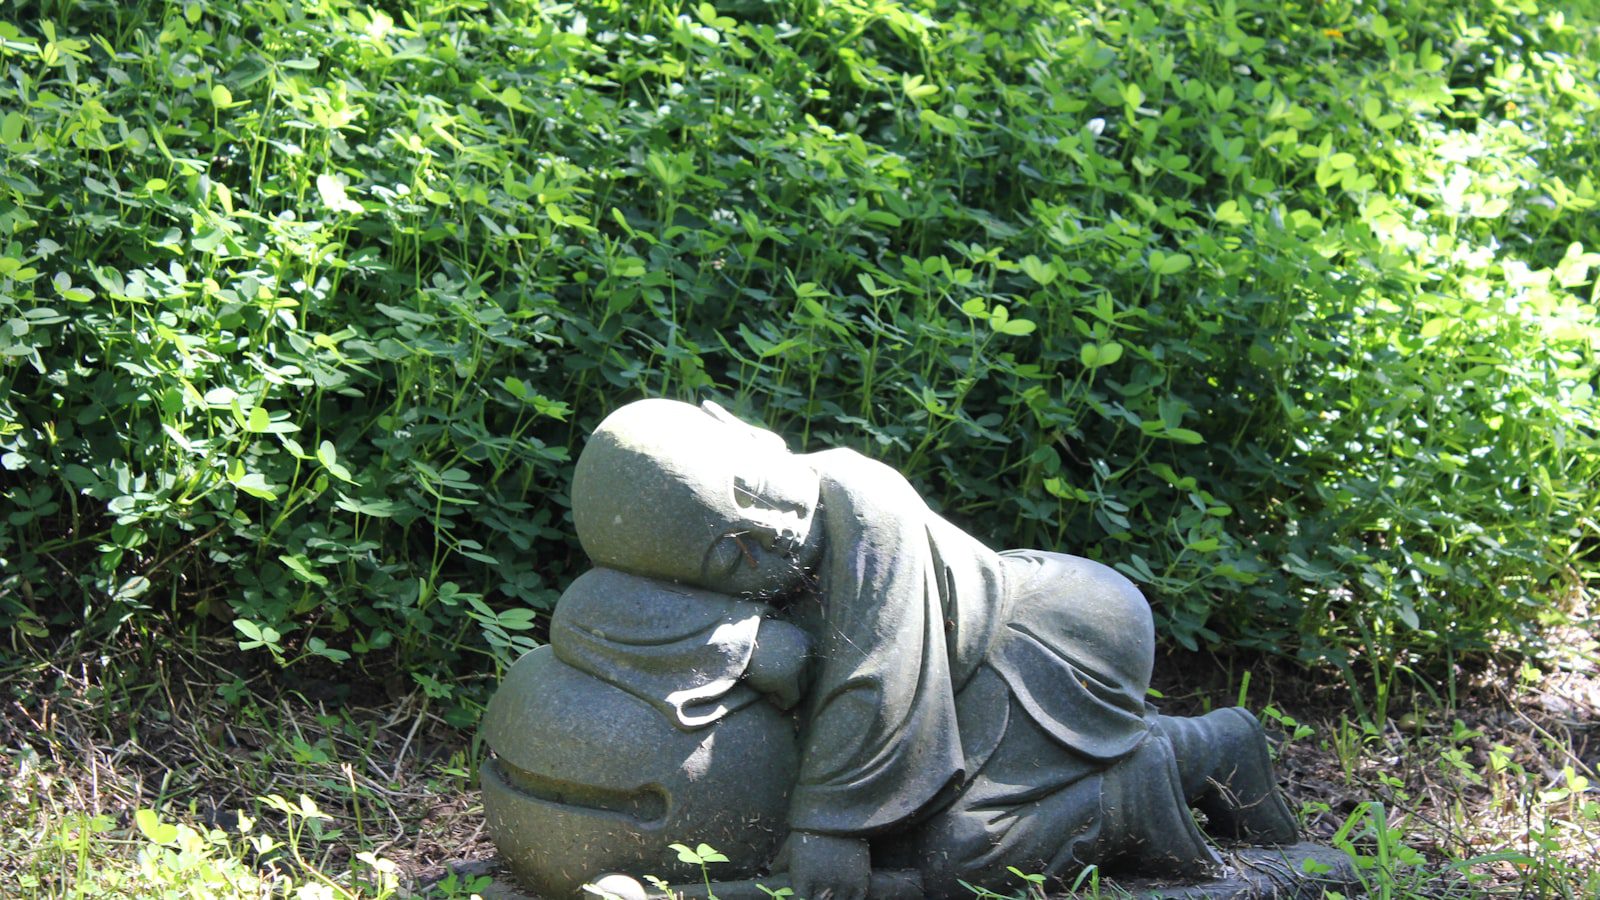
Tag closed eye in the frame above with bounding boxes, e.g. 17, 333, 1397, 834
702, 532, 750, 578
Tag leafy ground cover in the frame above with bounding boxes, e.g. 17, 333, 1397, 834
1, 0, 1598, 895
3, 0, 1597, 705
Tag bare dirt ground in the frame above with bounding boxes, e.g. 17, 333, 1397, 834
1150, 642, 1600, 896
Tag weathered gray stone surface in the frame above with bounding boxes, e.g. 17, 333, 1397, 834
1119, 843, 1361, 898
482, 399, 1330, 899
480, 572, 801, 897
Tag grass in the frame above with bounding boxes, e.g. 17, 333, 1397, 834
1233, 653, 1600, 897
0, 633, 490, 899
3, 633, 1597, 898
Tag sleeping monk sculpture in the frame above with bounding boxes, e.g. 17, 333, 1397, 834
480, 398, 1306, 900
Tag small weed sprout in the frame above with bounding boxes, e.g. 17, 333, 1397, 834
670, 842, 729, 900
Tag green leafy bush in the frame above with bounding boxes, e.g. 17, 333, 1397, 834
2, 0, 1595, 706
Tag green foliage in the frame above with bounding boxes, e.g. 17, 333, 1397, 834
2, 748, 402, 900
671, 841, 729, 899
1, 0, 1596, 706
1296, 703, 1600, 899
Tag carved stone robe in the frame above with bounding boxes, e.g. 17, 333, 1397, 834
553, 447, 1213, 892
786, 448, 1157, 833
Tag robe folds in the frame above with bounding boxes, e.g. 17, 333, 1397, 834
548, 575, 773, 729
786, 448, 1156, 837
549, 446, 1161, 847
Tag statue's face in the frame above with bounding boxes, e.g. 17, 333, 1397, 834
573, 399, 824, 598
695, 452, 825, 597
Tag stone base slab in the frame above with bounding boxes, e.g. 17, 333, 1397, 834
479, 842, 1361, 899
1116, 843, 1360, 898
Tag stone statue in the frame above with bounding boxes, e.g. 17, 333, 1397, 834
482, 398, 1305, 899
481, 569, 804, 894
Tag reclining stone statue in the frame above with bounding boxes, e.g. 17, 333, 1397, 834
481, 398, 1303, 899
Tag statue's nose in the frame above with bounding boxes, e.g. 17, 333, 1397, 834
756, 519, 801, 553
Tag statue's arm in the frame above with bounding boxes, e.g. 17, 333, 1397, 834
744, 617, 811, 710
783, 447, 966, 833
773, 830, 871, 900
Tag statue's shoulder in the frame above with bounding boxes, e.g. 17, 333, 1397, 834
804, 447, 925, 512
804, 446, 898, 478
804, 447, 905, 489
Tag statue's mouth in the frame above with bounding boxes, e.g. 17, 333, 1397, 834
483, 754, 669, 825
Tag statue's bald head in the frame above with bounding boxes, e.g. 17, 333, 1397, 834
571, 399, 823, 597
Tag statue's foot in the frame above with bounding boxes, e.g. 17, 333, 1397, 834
1194, 708, 1298, 844
1134, 842, 1226, 883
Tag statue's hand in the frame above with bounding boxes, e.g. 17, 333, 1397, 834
775, 830, 870, 900
746, 618, 811, 710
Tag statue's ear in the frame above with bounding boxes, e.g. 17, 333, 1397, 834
700, 400, 789, 453
699, 399, 743, 426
